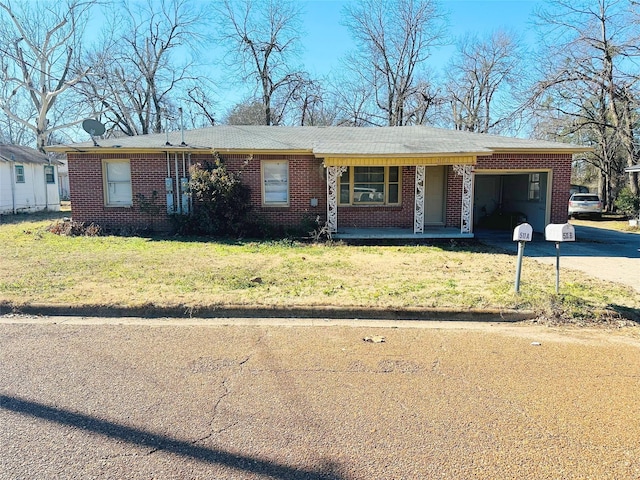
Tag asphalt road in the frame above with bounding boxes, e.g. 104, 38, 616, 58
1, 316, 640, 479
476, 225, 640, 292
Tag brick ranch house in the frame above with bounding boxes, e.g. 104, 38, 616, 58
47, 125, 589, 238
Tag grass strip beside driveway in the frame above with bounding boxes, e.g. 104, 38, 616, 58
0, 215, 638, 323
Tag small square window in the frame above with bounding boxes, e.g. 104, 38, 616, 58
15, 165, 25, 183
45, 165, 55, 184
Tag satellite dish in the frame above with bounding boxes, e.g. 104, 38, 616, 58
82, 119, 105, 147
82, 119, 106, 136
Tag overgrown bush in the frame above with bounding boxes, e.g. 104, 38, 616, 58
47, 219, 102, 236
173, 156, 252, 236
615, 188, 640, 219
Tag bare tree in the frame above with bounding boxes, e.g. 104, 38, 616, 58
342, 0, 446, 126
326, 70, 377, 126
445, 30, 525, 134
402, 76, 443, 126
0, 0, 96, 151
214, 0, 307, 126
184, 84, 217, 128
0, 79, 32, 144
224, 98, 267, 125
532, 0, 640, 207
77, 0, 210, 137
278, 76, 338, 126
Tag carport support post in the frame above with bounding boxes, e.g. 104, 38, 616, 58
515, 241, 525, 293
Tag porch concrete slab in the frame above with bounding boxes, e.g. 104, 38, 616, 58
333, 227, 474, 240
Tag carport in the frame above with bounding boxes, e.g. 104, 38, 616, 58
474, 170, 551, 232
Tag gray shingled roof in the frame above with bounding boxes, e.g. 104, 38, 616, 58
48, 125, 590, 155
0, 144, 54, 164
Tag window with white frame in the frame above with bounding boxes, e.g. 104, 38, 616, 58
338, 166, 401, 205
528, 173, 541, 201
262, 160, 289, 206
44, 165, 55, 184
103, 159, 132, 206
15, 165, 25, 183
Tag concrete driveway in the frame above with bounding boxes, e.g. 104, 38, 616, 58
476, 225, 640, 292
1, 317, 640, 479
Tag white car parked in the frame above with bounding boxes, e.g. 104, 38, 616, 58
568, 193, 603, 219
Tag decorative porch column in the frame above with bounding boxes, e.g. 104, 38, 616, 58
453, 165, 474, 234
326, 166, 347, 233
414, 166, 425, 233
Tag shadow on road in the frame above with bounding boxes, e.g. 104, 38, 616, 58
0, 394, 344, 480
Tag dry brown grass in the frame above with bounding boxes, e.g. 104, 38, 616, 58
0, 213, 638, 322
570, 215, 640, 233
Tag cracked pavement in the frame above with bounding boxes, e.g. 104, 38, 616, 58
1, 317, 640, 479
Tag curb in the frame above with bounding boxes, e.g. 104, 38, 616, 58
0, 302, 535, 323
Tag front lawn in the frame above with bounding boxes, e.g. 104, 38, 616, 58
570, 214, 640, 233
0, 212, 637, 323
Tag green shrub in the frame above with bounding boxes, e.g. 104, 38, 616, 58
615, 188, 640, 219
174, 156, 252, 236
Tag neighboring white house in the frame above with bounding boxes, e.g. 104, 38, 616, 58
0, 144, 61, 214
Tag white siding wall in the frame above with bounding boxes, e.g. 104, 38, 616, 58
0, 162, 60, 214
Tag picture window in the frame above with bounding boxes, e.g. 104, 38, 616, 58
338, 166, 401, 205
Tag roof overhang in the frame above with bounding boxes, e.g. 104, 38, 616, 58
489, 147, 594, 155
215, 149, 312, 156
322, 154, 477, 167
45, 145, 215, 154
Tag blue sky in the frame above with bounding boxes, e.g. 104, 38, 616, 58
300, 0, 541, 77
213, 0, 542, 114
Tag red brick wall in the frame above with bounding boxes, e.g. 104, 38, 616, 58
445, 166, 462, 228
67, 151, 573, 233
68, 152, 327, 232
217, 153, 326, 227
68, 152, 174, 231
337, 166, 415, 228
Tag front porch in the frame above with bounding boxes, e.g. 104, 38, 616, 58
332, 227, 474, 240
325, 164, 475, 237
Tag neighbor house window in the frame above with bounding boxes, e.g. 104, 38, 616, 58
44, 165, 55, 184
338, 166, 401, 205
15, 165, 25, 183
262, 160, 289, 206
528, 173, 540, 201
103, 159, 132, 206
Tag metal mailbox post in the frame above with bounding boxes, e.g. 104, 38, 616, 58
545, 223, 576, 294
513, 223, 533, 293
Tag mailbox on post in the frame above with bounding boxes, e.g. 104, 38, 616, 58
513, 223, 533, 242
513, 223, 533, 293
545, 223, 575, 242
545, 223, 576, 293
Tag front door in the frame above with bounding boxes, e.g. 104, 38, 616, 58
424, 165, 446, 226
